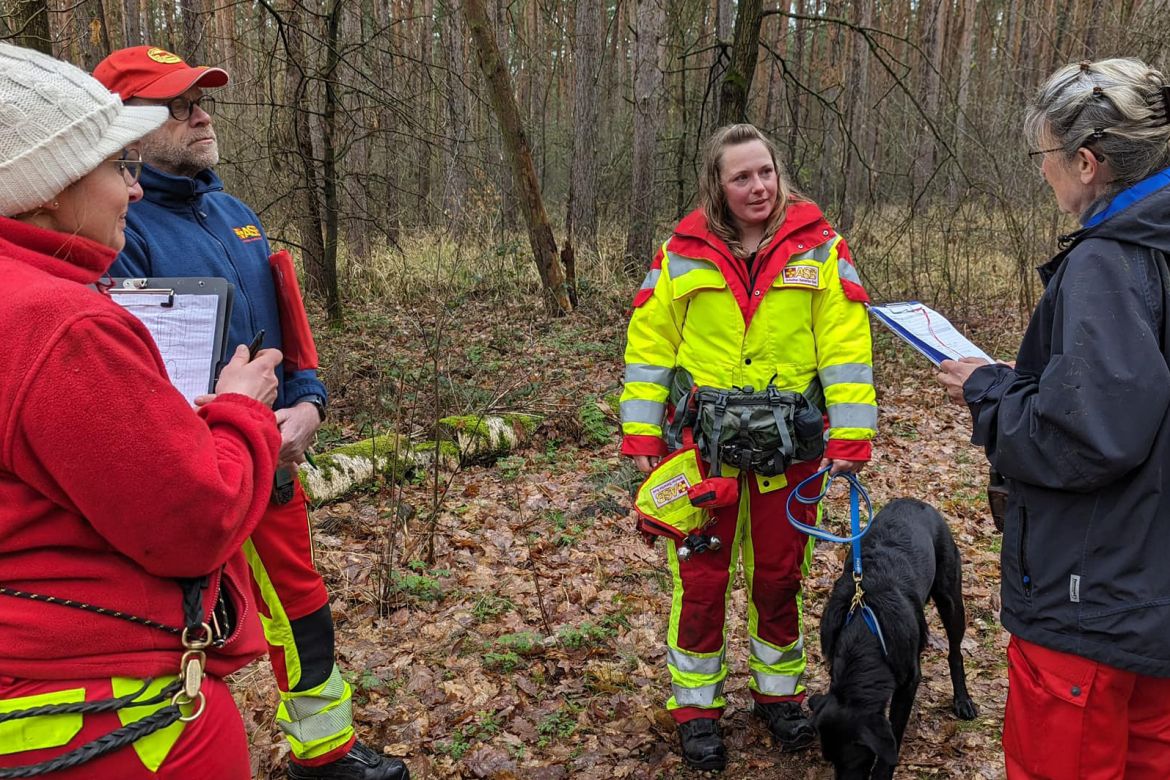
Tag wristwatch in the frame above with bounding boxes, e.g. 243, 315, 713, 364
300, 395, 327, 422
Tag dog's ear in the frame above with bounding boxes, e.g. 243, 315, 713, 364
858, 715, 898, 766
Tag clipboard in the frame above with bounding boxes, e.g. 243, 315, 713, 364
108, 277, 235, 403
869, 301, 993, 366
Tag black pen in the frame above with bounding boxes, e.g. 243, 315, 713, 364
247, 329, 266, 360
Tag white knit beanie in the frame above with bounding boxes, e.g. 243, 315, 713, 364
0, 42, 168, 217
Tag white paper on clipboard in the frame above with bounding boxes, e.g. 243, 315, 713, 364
869, 301, 993, 366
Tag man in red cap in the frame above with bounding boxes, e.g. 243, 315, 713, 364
94, 46, 409, 780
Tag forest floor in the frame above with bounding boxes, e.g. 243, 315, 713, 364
231, 269, 1028, 780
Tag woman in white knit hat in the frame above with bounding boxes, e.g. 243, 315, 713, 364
0, 43, 282, 778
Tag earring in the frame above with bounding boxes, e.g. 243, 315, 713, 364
43, 200, 59, 210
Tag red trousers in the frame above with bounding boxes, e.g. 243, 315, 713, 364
0, 675, 249, 779
1005, 635, 1170, 779
248, 479, 332, 691
669, 460, 820, 723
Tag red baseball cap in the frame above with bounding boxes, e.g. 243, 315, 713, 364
94, 46, 228, 100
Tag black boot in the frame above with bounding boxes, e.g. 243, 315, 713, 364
677, 718, 727, 771
753, 701, 816, 752
287, 742, 409, 780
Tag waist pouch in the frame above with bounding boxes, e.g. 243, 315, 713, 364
633, 445, 712, 541
667, 383, 825, 477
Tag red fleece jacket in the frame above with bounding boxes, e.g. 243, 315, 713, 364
0, 217, 279, 681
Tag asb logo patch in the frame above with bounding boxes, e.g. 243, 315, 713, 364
782, 265, 820, 288
146, 48, 183, 64
233, 224, 262, 242
650, 473, 691, 508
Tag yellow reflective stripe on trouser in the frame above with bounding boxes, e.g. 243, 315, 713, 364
113, 676, 194, 772
0, 687, 84, 757
243, 538, 303, 690
277, 664, 355, 760
664, 505, 740, 713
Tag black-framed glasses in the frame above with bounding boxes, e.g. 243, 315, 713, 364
1028, 146, 1064, 161
109, 148, 143, 185
165, 95, 215, 121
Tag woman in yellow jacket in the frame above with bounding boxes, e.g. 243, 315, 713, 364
621, 124, 876, 770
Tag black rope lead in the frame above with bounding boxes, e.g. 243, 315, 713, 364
0, 697, 184, 778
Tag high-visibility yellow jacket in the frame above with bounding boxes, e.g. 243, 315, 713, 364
621, 202, 876, 463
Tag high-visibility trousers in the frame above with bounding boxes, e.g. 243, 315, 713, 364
245, 479, 357, 764
0, 674, 248, 779
1004, 635, 1170, 779
664, 459, 822, 723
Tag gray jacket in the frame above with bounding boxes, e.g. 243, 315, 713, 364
964, 182, 1170, 676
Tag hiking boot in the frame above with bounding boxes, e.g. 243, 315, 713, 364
287, 742, 410, 780
754, 701, 816, 752
677, 718, 727, 771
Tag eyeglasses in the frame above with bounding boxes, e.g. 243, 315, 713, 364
1028, 146, 1064, 160
108, 148, 143, 185
164, 95, 215, 121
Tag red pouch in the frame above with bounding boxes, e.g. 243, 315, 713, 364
268, 250, 319, 371
687, 477, 739, 508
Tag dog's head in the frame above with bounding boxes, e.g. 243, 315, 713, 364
809, 693, 898, 779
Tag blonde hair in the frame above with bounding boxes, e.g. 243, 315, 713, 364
1024, 58, 1170, 192
698, 124, 797, 258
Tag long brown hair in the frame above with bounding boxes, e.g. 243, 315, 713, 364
698, 124, 797, 258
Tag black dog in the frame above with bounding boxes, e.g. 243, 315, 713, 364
809, 498, 979, 779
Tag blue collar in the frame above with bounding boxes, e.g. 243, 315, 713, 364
1082, 165, 1170, 228
139, 165, 224, 208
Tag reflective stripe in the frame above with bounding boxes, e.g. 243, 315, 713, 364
639, 268, 661, 290
666, 252, 717, 279
790, 240, 834, 264
838, 258, 862, 286
621, 399, 665, 426
277, 665, 355, 757
671, 679, 725, 707
828, 402, 878, 430
667, 647, 724, 675
0, 687, 85, 758
625, 363, 675, 388
751, 670, 802, 696
749, 636, 804, 667
819, 363, 873, 387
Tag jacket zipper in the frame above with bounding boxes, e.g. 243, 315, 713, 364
1019, 504, 1032, 597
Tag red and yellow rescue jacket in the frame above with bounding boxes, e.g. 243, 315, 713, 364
620, 202, 876, 465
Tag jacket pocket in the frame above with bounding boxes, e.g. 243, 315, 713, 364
1018, 503, 1033, 600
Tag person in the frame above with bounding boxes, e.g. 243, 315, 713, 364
936, 58, 1170, 779
0, 42, 282, 778
620, 123, 877, 770
93, 46, 408, 780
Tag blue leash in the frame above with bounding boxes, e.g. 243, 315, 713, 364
786, 467, 889, 657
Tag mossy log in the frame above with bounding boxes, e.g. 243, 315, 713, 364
298, 413, 541, 504
297, 433, 414, 504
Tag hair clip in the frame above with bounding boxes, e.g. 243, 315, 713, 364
1161, 84, 1170, 126
1079, 60, 1093, 73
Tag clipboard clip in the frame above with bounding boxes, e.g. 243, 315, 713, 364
115, 279, 175, 308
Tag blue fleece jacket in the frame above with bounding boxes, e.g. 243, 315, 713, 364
113, 165, 326, 411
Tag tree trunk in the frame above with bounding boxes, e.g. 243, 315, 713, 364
122, 0, 142, 47
318, 0, 343, 323
440, 0, 469, 230
624, 0, 664, 277
463, 0, 572, 315
275, 0, 332, 322
716, 0, 763, 127
14, 0, 51, 54
840, 0, 873, 231
568, 0, 603, 253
